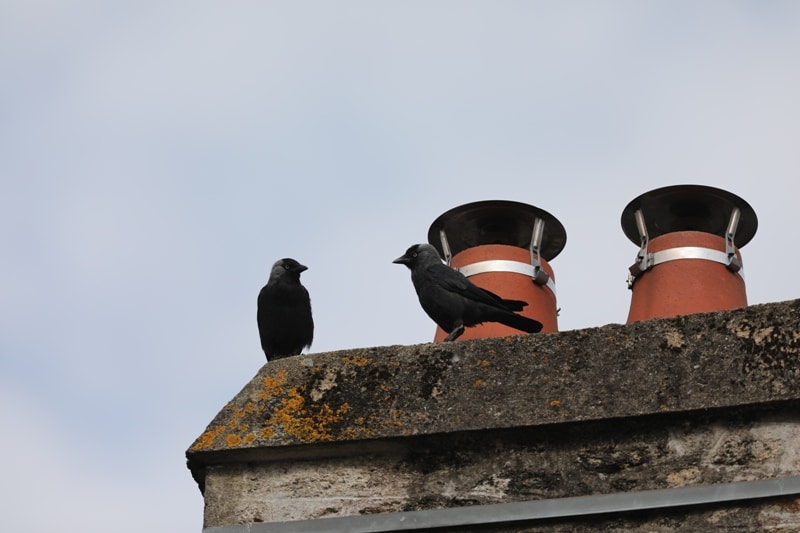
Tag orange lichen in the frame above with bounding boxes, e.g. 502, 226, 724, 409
259, 370, 288, 400
260, 385, 351, 443
342, 355, 369, 367
383, 409, 407, 426
474, 379, 484, 388
192, 402, 260, 450
232, 401, 259, 420
339, 425, 375, 439
549, 399, 561, 408
191, 424, 226, 451
196, 367, 358, 449
228, 420, 249, 433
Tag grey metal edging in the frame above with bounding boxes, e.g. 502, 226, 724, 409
204, 476, 800, 533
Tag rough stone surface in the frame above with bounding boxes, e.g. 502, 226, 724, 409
187, 299, 800, 529
200, 408, 800, 528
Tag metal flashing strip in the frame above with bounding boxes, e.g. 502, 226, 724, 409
457, 259, 557, 297
204, 476, 800, 533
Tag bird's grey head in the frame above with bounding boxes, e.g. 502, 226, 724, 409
392, 243, 443, 269
270, 258, 308, 280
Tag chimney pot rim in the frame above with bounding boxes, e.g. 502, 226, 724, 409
620, 184, 758, 248
427, 200, 567, 260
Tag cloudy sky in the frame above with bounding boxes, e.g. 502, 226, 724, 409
2, 1, 799, 531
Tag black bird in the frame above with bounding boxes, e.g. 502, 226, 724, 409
257, 258, 314, 361
393, 243, 542, 341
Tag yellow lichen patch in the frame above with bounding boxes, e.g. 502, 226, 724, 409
207, 400, 262, 450
339, 415, 378, 440
475, 359, 491, 367
474, 379, 484, 388
191, 424, 226, 451
261, 385, 351, 443
283, 386, 304, 410
549, 399, 561, 408
232, 401, 258, 420
259, 370, 288, 400
346, 414, 380, 438
380, 409, 407, 427
228, 420, 249, 434
342, 355, 369, 367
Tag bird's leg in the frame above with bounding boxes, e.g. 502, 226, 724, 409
443, 324, 465, 342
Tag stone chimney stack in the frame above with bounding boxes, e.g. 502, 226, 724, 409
187, 190, 800, 532
187, 300, 800, 532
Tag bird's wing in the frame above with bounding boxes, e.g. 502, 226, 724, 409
429, 264, 509, 307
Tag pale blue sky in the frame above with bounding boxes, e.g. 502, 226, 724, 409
2, 2, 799, 531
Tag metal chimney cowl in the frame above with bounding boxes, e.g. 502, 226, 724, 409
427, 200, 566, 340
621, 184, 758, 323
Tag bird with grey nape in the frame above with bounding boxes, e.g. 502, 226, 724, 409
257, 258, 314, 361
393, 243, 542, 341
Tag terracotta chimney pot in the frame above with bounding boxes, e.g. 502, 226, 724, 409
427, 200, 566, 340
621, 185, 757, 323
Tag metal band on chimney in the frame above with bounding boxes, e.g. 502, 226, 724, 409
628, 245, 746, 288
650, 247, 745, 278
457, 259, 557, 297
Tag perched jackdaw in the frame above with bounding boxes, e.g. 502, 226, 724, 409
257, 258, 314, 361
393, 243, 542, 341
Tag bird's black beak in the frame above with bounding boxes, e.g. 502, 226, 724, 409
393, 255, 409, 265
294, 264, 308, 273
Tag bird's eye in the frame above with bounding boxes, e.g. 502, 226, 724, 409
412, 252, 418, 258
283, 264, 290, 270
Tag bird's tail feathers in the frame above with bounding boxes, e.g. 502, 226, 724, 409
497, 312, 543, 334
501, 298, 528, 312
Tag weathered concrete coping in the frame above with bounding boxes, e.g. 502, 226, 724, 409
187, 299, 800, 481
